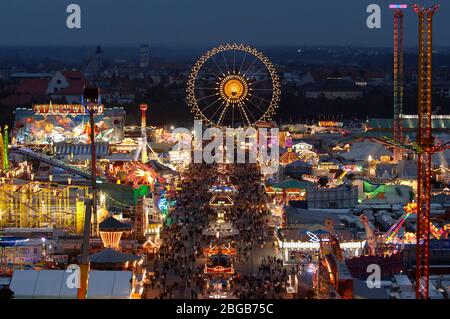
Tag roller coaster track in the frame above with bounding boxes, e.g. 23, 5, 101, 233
11, 147, 105, 182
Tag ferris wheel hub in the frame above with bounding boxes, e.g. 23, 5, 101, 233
220, 75, 248, 104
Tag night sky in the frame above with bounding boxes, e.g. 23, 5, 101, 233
0, 0, 448, 47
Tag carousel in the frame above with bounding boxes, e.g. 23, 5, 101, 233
204, 253, 234, 275
203, 241, 237, 257
98, 215, 133, 249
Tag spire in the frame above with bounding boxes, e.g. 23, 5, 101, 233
3, 126, 9, 170
0, 131, 4, 171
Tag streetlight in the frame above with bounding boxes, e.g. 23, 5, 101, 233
77, 87, 101, 300
83, 87, 101, 235
41, 237, 46, 259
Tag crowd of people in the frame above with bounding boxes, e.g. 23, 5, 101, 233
144, 164, 216, 298
229, 164, 271, 263
144, 162, 290, 299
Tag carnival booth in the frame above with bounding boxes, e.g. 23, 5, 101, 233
276, 225, 366, 265
266, 179, 312, 205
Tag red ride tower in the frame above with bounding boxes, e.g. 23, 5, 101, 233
390, 4, 407, 163
413, 3, 439, 299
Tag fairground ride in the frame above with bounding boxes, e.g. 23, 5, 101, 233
187, 44, 280, 128
0, 180, 87, 232
368, 3, 448, 298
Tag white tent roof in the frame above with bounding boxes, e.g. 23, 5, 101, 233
9, 270, 38, 298
87, 271, 132, 299
59, 270, 78, 299
9, 270, 132, 299
341, 141, 392, 161
34, 270, 66, 299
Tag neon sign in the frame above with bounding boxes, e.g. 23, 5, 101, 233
306, 231, 320, 243
318, 121, 343, 127
33, 104, 104, 115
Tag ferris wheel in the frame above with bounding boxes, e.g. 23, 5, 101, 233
187, 44, 280, 128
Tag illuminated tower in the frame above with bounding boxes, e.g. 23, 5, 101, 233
139, 44, 150, 68
413, 3, 439, 299
0, 132, 4, 171
390, 4, 407, 163
3, 126, 8, 170
140, 104, 148, 163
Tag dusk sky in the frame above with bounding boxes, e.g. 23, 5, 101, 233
0, 0, 448, 47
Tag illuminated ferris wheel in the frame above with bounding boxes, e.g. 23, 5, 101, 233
187, 44, 280, 128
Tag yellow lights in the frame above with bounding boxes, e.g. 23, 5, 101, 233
135, 169, 155, 185
380, 155, 391, 163
100, 231, 123, 249
219, 75, 249, 105
405, 202, 418, 214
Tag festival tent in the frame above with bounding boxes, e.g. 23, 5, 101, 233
340, 141, 392, 162
9, 269, 133, 299
87, 270, 132, 299
9, 270, 39, 298
267, 179, 313, 190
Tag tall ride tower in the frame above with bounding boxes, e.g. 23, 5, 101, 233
140, 103, 148, 164
413, 3, 439, 299
390, 4, 407, 163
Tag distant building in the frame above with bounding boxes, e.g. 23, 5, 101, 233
95, 45, 103, 70
1, 76, 51, 105
433, 81, 450, 98
139, 45, 150, 68
84, 45, 103, 76
303, 79, 363, 100
10, 72, 52, 80
364, 71, 387, 87
47, 70, 86, 103
0, 67, 12, 80
1, 70, 85, 105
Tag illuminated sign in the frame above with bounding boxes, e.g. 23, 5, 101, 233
318, 121, 343, 127
389, 4, 408, 9
278, 240, 366, 250
33, 104, 104, 115
306, 231, 320, 243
